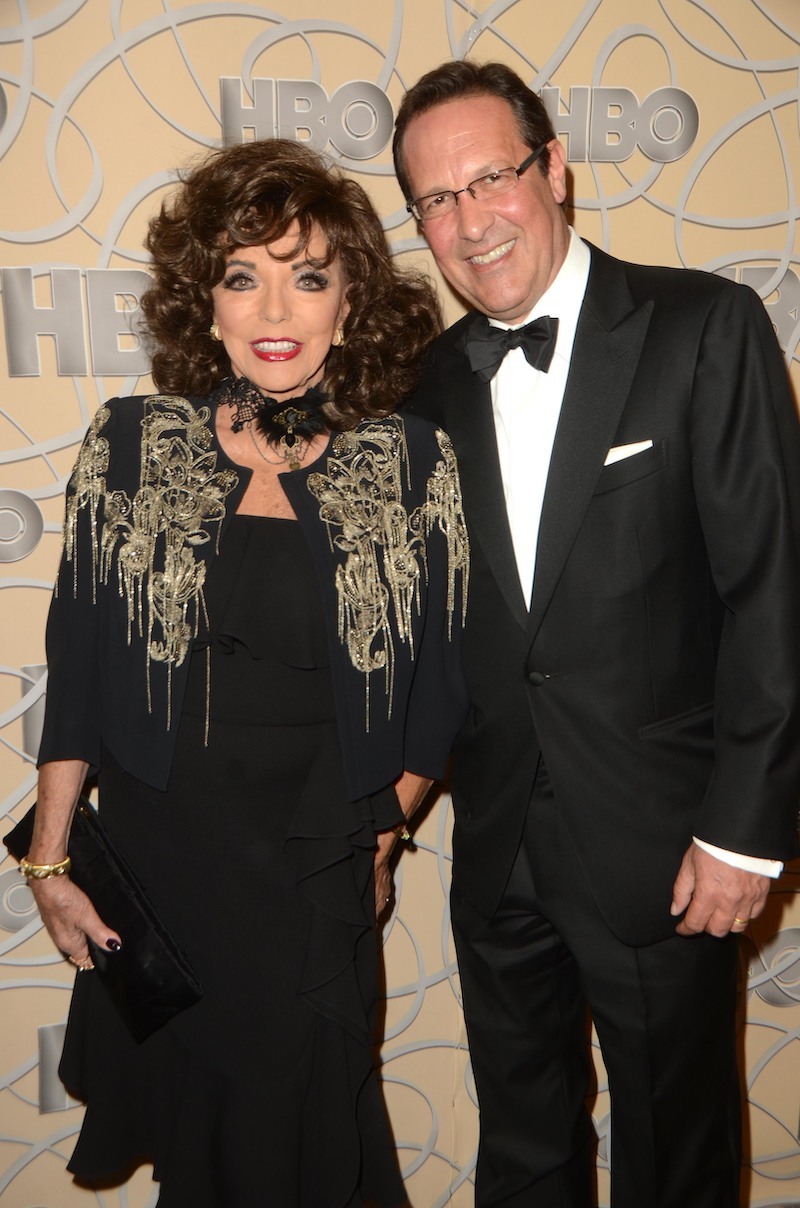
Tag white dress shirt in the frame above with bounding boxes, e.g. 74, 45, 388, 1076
490, 229, 589, 607
490, 229, 781, 881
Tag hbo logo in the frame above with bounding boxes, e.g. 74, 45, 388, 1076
221, 77, 393, 159
542, 86, 699, 163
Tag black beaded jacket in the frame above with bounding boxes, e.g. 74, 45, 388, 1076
38, 394, 469, 800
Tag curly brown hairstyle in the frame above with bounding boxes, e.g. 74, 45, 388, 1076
141, 139, 441, 427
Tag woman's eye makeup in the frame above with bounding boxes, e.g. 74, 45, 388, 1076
295, 269, 329, 290
218, 260, 332, 291
222, 269, 255, 290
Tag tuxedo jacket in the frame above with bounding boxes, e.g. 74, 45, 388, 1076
38, 394, 468, 802
407, 243, 800, 945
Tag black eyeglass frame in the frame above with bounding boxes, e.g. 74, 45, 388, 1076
406, 141, 551, 222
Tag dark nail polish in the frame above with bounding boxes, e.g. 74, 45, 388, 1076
106, 938, 121, 951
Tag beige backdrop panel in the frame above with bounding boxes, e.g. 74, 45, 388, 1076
1, 2, 799, 1206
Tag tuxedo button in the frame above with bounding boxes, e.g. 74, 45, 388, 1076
527, 670, 547, 687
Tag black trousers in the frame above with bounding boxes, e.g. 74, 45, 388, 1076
451, 767, 741, 1208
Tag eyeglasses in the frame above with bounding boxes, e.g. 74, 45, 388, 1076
406, 142, 550, 223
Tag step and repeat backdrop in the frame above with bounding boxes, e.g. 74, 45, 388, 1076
1, 1, 799, 1205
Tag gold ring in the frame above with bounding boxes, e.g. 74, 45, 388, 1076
68, 956, 93, 972
733, 917, 750, 926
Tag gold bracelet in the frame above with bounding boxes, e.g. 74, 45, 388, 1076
19, 855, 72, 880
392, 824, 412, 842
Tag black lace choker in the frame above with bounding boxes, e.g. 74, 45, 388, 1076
216, 376, 329, 470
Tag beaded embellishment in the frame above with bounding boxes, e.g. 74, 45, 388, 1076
307, 417, 468, 725
63, 395, 239, 724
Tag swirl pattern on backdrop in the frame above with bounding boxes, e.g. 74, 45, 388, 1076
1, 3, 799, 1205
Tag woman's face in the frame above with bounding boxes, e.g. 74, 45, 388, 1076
211, 226, 349, 399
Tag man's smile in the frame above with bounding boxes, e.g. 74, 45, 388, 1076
467, 239, 516, 267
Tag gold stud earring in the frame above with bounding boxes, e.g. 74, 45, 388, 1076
209, 321, 222, 341
332, 328, 345, 347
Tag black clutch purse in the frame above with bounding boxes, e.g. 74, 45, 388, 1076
3, 796, 203, 1042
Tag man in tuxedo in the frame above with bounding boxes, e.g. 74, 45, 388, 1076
394, 60, 800, 1207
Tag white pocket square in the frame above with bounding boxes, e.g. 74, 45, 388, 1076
604, 439, 654, 466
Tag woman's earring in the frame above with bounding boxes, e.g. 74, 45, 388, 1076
332, 328, 345, 347
209, 321, 222, 341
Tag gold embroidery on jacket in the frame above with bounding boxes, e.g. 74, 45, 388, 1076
307, 417, 468, 726
422, 429, 470, 635
63, 396, 238, 726
63, 404, 111, 601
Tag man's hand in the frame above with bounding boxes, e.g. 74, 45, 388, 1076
671, 842, 770, 937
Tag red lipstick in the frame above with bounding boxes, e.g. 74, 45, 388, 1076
250, 339, 302, 362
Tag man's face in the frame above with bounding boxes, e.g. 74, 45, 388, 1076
402, 94, 570, 323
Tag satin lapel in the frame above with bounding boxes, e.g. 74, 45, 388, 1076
446, 318, 529, 628
527, 253, 654, 639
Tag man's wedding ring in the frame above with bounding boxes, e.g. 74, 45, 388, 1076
733, 917, 750, 926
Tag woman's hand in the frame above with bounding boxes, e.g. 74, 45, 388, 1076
373, 771, 433, 919
29, 875, 120, 970
28, 759, 121, 970
374, 831, 397, 918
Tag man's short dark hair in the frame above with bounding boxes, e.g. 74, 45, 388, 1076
393, 60, 557, 201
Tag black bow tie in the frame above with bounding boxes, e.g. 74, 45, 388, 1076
464, 315, 559, 382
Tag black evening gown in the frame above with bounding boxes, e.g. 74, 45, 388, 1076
59, 515, 407, 1208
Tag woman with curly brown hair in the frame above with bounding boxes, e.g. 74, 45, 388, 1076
25, 139, 469, 1207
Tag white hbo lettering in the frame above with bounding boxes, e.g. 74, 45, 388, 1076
220, 77, 394, 159
5, 81, 796, 389
542, 86, 699, 162
4, 263, 794, 384
1, 267, 151, 377
219, 79, 699, 164
716, 266, 800, 354
0, 869, 38, 933
0, 491, 44, 563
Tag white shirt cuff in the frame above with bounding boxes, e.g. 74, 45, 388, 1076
692, 836, 783, 878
